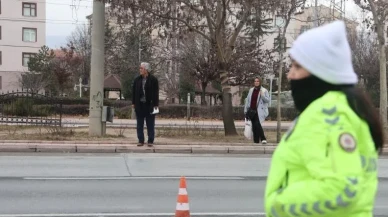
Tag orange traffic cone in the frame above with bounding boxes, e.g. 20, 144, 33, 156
175, 176, 190, 217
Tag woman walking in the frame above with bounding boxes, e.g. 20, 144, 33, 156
244, 77, 270, 144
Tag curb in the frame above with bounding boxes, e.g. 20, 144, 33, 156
0, 140, 278, 146
0, 143, 386, 155
0, 143, 278, 154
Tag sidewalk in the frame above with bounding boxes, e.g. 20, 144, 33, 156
0, 140, 387, 155
61, 118, 293, 129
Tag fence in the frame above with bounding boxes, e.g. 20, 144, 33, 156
0, 90, 62, 127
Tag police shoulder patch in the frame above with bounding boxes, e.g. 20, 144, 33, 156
338, 133, 357, 152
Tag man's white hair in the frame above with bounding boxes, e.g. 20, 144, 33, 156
140, 62, 151, 72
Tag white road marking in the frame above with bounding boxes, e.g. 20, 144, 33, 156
0, 213, 266, 217
22, 176, 245, 180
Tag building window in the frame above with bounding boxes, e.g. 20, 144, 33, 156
273, 36, 287, 51
0, 26, 1, 40
0, 51, 2, 65
23, 3, 37, 17
0, 76, 2, 90
23, 28, 37, 42
300, 25, 310, 34
274, 15, 285, 28
22, 53, 35, 67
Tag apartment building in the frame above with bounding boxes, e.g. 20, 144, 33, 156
262, 5, 357, 51
0, 0, 46, 92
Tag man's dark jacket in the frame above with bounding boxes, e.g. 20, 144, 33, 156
132, 74, 159, 113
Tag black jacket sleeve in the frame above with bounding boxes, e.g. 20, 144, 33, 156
153, 76, 159, 107
132, 77, 136, 105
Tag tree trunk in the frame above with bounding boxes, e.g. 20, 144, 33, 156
219, 67, 238, 136
201, 82, 207, 105
222, 86, 238, 136
171, 0, 178, 101
379, 43, 387, 129
276, 35, 285, 142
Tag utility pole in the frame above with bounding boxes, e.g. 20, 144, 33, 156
314, 0, 319, 27
139, 34, 142, 63
88, 0, 105, 136
131, 34, 141, 120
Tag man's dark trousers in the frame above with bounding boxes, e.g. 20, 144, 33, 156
251, 114, 266, 143
136, 102, 155, 144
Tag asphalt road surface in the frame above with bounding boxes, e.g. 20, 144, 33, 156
0, 153, 386, 217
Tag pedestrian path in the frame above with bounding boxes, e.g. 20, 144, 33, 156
61, 117, 293, 129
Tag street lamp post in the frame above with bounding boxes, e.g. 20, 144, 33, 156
74, 78, 89, 98
74, 78, 83, 98
266, 75, 277, 107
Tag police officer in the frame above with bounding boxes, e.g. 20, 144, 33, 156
264, 21, 383, 217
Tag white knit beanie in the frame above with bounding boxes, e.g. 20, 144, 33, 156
289, 20, 358, 85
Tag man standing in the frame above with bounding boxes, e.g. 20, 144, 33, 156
244, 77, 270, 144
132, 62, 159, 147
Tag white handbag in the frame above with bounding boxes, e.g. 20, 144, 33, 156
244, 118, 253, 140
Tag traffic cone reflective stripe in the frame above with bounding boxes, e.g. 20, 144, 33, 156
175, 176, 190, 217
176, 202, 190, 211
178, 188, 188, 196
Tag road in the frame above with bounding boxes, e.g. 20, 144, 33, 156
0, 153, 386, 217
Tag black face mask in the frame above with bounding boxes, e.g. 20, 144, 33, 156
290, 76, 342, 112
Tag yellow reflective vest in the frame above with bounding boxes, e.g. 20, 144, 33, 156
264, 91, 378, 217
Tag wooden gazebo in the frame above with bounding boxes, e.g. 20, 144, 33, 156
104, 74, 122, 99
194, 83, 221, 105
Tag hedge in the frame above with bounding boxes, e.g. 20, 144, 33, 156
0, 95, 131, 107
0, 96, 131, 117
0, 95, 299, 121
116, 105, 299, 121
58, 98, 131, 108
58, 105, 89, 116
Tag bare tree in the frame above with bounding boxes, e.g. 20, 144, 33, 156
19, 72, 45, 93
20, 46, 55, 93
53, 47, 83, 95
178, 33, 218, 105
108, 0, 258, 135
66, 25, 92, 85
348, 27, 381, 105
272, 0, 307, 142
354, 0, 388, 128
290, 4, 328, 27
228, 1, 277, 86
228, 37, 275, 86
20, 46, 81, 95
110, 26, 154, 99
108, 2, 175, 101
152, 37, 181, 103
